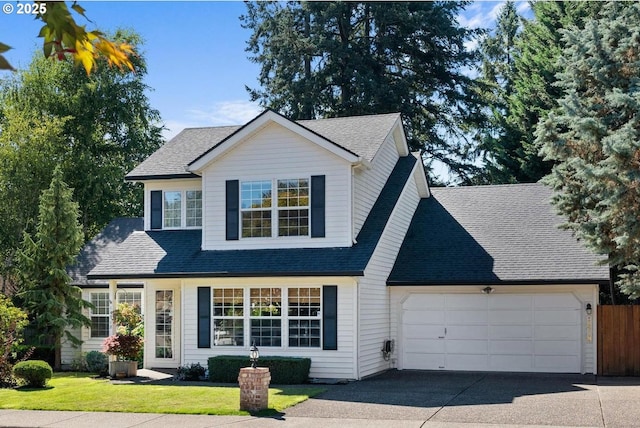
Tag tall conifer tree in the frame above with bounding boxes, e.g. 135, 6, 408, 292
537, 2, 640, 297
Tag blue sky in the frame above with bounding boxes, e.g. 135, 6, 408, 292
1, 1, 531, 141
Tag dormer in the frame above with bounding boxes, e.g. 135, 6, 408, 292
125, 110, 423, 251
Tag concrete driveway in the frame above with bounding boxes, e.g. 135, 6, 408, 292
284, 370, 640, 427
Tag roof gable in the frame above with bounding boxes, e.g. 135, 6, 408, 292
188, 110, 360, 172
126, 111, 404, 181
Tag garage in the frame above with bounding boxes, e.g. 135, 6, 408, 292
401, 293, 582, 373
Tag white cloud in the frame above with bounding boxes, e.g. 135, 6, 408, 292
161, 100, 263, 141
187, 100, 262, 127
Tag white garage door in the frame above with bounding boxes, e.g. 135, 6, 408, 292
402, 293, 581, 373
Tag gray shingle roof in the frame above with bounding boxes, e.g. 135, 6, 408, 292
126, 112, 401, 180
68, 217, 144, 286
387, 183, 610, 285
89, 156, 417, 279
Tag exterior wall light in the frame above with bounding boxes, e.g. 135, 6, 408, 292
249, 342, 259, 368
482, 286, 494, 294
586, 303, 592, 315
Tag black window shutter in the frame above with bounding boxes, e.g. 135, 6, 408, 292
150, 190, 162, 230
323, 285, 338, 350
311, 175, 325, 238
226, 180, 239, 240
197, 287, 211, 348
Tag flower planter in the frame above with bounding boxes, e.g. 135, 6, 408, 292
109, 360, 138, 378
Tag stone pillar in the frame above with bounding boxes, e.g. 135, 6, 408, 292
238, 367, 271, 412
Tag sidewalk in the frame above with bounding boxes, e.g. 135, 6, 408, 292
0, 410, 589, 428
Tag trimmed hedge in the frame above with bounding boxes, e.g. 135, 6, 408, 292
13, 360, 53, 388
208, 356, 311, 384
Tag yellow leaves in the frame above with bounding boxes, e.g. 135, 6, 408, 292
1, 1, 136, 75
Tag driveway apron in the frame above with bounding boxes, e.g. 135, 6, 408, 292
285, 370, 608, 427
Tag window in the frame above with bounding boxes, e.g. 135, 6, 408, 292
213, 289, 244, 346
155, 290, 173, 358
90, 292, 110, 338
277, 179, 309, 236
186, 191, 202, 227
240, 178, 310, 238
241, 181, 272, 237
288, 288, 321, 347
116, 290, 142, 308
163, 191, 181, 228
250, 288, 282, 346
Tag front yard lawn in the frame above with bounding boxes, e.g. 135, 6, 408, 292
0, 373, 324, 415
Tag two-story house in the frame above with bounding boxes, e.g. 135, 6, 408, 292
67, 110, 609, 378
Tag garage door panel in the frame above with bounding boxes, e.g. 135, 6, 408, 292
490, 325, 533, 339
445, 294, 486, 309
403, 324, 444, 339
446, 310, 487, 324
534, 294, 579, 309
489, 354, 533, 371
535, 325, 578, 340
405, 338, 445, 353
489, 294, 532, 309
489, 310, 532, 324
447, 339, 488, 354
534, 310, 579, 324
447, 354, 488, 371
490, 339, 534, 355
535, 340, 579, 356
534, 355, 579, 371
447, 325, 488, 339
403, 294, 444, 310
404, 352, 444, 370
403, 310, 445, 325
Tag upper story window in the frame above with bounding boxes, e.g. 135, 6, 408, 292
240, 179, 309, 238
157, 190, 202, 229
277, 179, 309, 237
241, 181, 272, 237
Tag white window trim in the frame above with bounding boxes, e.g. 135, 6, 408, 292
239, 177, 311, 239
162, 189, 202, 230
89, 292, 110, 338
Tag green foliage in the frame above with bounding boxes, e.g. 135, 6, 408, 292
176, 362, 206, 381
84, 351, 108, 376
0, 31, 163, 258
17, 166, 88, 370
0, 295, 29, 387
13, 360, 53, 388
208, 356, 311, 384
242, 1, 485, 183
537, 2, 640, 297
112, 303, 143, 336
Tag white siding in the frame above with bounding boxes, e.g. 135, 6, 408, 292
357, 167, 421, 378
353, 136, 400, 237
389, 285, 599, 375
60, 328, 82, 368
181, 277, 358, 380
202, 123, 353, 250
143, 179, 202, 231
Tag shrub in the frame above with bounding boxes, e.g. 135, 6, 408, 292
85, 351, 108, 375
0, 295, 28, 388
208, 356, 311, 384
102, 334, 143, 361
13, 360, 53, 388
176, 362, 206, 381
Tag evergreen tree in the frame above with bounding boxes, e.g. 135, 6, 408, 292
502, 1, 603, 183
537, 2, 640, 297
476, 1, 522, 184
242, 1, 484, 183
18, 166, 89, 370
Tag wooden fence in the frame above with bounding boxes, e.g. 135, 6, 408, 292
598, 305, 640, 376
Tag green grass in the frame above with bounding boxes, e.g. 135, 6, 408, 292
0, 373, 325, 415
